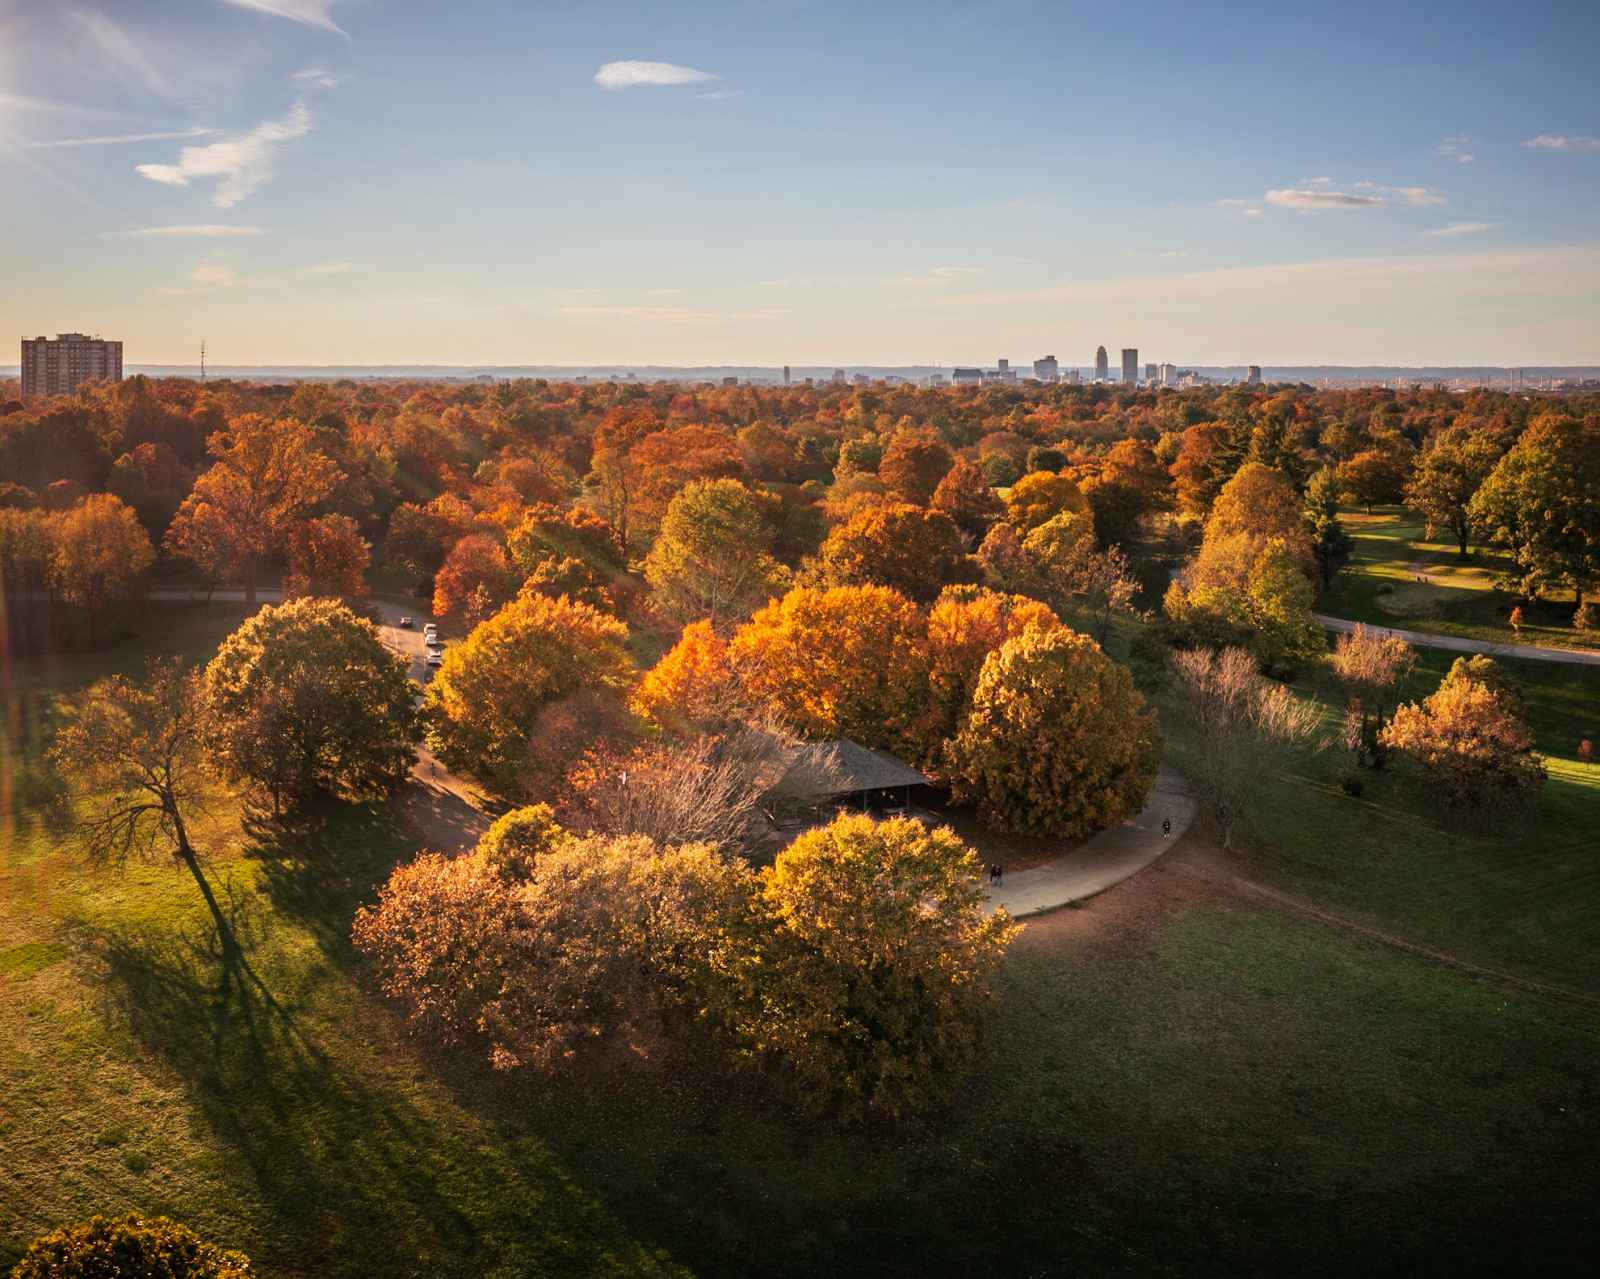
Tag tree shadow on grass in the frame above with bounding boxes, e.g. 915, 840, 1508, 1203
238, 799, 411, 956
82, 911, 690, 1278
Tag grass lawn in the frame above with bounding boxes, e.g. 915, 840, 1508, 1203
3, 602, 1598, 1276
1163, 640, 1600, 995
1319, 508, 1594, 650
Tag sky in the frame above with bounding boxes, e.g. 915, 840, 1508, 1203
1, 0, 1597, 367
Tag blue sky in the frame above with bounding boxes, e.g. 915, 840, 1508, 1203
2, 0, 1597, 366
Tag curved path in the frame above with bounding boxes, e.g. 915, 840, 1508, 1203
1315, 613, 1600, 667
984, 766, 1196, 917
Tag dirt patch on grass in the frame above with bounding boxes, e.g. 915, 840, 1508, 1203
1013, 834, 1233, 952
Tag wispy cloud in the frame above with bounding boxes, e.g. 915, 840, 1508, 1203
301, 261, 352, 276
0, 91, 117, 118
593, 61, 719, 91
1387, 186, 1447, 207
1156, 250, 1191, 258
1243, 208, 1264, 218
292, 66, 341, 89
116, 224, 266, 238
1214, 198, 1250, 208
1421, 222, 1498, 239
69, 7, 173, 100
221, 1, 347, 38
1300, 176, 1333, 187
1265, 184, 1444, 210
928, 266, 985, 278
1266, 188, 1387, 209
1523, 134, 1600, 152
136, 102, 313, 207
1437, 134, 1475, 164
695, 90, 741, 101
20, 127, 213, 149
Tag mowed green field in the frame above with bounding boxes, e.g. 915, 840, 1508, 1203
2, 605, 1598, 1276
1319, 508, 1594, 650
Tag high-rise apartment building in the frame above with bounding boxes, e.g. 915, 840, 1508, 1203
20, 332, 123, 399
1159, 362, 1178, 387
1033, 355, 1059, 382
1246, 365, 1262, 385
1145, 363, 1157, 383
783, 364, 791, 385
1094, 346, 1109, 381
1121, 348, 1138, 384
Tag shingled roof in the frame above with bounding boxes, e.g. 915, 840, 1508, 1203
766, 739, 930, 801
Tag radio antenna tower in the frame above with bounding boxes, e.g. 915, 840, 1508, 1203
200, 339, 207, 385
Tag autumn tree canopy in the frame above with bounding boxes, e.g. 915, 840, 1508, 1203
202, 597, 422, 810
423, 591, 635, 795
948, 625, 1160, 836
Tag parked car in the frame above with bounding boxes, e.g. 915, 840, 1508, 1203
426, 651, 444, 668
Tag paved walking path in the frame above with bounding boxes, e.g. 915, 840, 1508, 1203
985, 766, 1196, 917
1314, 614, 1600, 667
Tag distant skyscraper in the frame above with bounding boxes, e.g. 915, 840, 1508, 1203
1033, 355, 1059, 382
1094, 346, 1109, 381
20, 332, 122, 399
1121, 348, 1138, 384
831, 368, 847, 384
1247, 364, 1262, 385
952, 367, 984, 385
1159, 362, 1178, 387
1065, 369, 1082, 385
1145, 362, 1157, 383
783, 364, 791, 385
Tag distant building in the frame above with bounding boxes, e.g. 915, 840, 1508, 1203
831, 369, 847, 384
1121, 348, 1138, 384
952, 367, 984, 385
923, 373, 948, 386
1094, 346, 1109, 381
1159, 362, 1178, 387
1064, 369, 1082, 385
21, 332, 122, 399
1033, 354, 1059, 382
852, 373, 870, 387
1247, 365, 1262, 385
721, 376, 739, 387
997, 358, 1010, 374
783, 364, 791, 385
1145, 363, 1157, 383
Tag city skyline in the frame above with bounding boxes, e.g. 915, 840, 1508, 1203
2, 0, 1597, 365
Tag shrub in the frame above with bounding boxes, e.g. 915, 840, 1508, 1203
10, 1214, 253, 1278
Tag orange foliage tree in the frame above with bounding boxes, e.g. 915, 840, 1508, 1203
728, 585, 929, 753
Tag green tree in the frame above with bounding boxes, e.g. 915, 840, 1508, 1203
423, 592, 635, 795
733, 813, 1018, 1119
10, 1214, 253, 1278
643, 478, 787, 628
1468, 414, 1600, 610
948, 626, 1161, 836
1405, 425, 1501, 558
1303, 465, 1353, 589
202, 597, 422, 811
